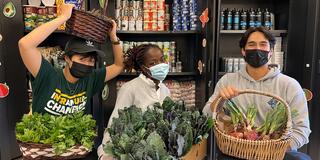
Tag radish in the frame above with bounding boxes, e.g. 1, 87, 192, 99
229, 132, 244, 139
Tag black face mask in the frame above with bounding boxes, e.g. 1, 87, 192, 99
69, 61, 94, 78
244, 49, 269, 68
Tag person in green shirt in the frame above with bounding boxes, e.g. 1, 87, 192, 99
18, 3, 124, 115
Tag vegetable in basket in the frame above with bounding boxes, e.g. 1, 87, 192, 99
16, 112, 96, 155
219, 99, 293, 141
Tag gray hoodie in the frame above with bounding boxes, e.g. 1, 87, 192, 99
202, 66, 311, 150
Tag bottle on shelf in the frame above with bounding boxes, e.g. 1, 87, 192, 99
263, 8, 271, 30
220, 8, 225, 30
233, 8, 240, 30
255, 8, 262, 27
240, 8, 247, 30
248, 8, 255, 28
226, 8, 232, 30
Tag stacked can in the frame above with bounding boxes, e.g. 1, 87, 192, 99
164, 4, 170, 31
23, 5, 38, 30
122, 41, 180, 72
115, 0, 121, 30
116, 0, 143, 31
143, 0, 157, 31
172, 0, 181, 31
36, 7, 47, 27
189, 0, 198, 30
180, 0, 189, 31
157, 0, 165, 31
169, 42, 176, 72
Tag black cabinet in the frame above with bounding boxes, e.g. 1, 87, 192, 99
0, 0, 28, 160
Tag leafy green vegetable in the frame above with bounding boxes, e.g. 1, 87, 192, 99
16, 112, 96, 155
104, 97, 213, 159
257, 102, 287, 136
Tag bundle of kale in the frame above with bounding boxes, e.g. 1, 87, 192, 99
16, 112, 96, 154
104, 97, 213, 160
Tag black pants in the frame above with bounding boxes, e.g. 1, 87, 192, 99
217, 151, 311, 160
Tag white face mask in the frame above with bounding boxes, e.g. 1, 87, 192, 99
148, 63, 169, 81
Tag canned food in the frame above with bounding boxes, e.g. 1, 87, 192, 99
157, 42, 163, 49
133, 1, 142, 9
121, 0, 128, 9
164, 23, 170, 31
136, 19, 143, 31
157, 10, 165, 21
121, 19, 129, 30
128, 20, 135, 31
143, 0, 151, 10
150, 0, 157, 10
144, 10, 157, 21
23, 5, 38, 30
143, 20, 157, 31
165, 4, 170, 13
115, 9, 121, 18
157, 20, 164, 31
157, 0, 165, 10
36, 7, 47, 27
115, 0, 121, 9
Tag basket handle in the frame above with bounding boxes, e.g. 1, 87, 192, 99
103, 0, 109, 16
211, 89, 292, 140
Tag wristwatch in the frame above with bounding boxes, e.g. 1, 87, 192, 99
111, 37, 120, 45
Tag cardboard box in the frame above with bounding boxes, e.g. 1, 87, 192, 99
180, 139, 207, 160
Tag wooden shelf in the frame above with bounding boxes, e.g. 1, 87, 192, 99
119, 72, 198, 77
220, 30, 288, 35
116, 30, 200, 35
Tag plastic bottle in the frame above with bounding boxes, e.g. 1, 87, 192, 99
248, 8, 255, 28
220, 8, 225, 30
263, 8, 271, 29
240, 8, 247, 30
233, 8, 240, 30
226, 8, 232, 30
255, 8, 262, 27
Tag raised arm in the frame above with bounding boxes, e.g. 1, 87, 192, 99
105, 21, 124, 82
18, 4, 74, 77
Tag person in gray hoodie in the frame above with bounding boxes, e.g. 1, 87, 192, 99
202, 27, 311, 160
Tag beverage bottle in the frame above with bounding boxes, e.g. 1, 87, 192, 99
233, 8, 240, 30
240, 8, 247, 30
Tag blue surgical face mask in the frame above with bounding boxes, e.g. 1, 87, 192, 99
148, 63, 169, 81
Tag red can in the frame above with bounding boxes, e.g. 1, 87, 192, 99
144, 10, 157, 21
150, 0, 157, 10
143, 0, 151, 10
157, 10, 165, 21
157, 0, 165, 10
144, 20, 157, 31
157, 20, 165, 31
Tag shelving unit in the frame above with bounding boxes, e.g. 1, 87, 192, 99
215, 0, 290, 80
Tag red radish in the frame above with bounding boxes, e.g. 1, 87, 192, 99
0, 83, 9, 98
244, 130, 258, 140
229, 131, 244, 139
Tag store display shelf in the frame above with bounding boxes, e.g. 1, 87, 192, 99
119, 72, 198, 77
220, 30, 288, 35
116, 30, 200, 35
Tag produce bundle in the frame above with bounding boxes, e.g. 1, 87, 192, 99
104, 97, 213, 160
216, 99, 294, 141
16, 112, 96, 155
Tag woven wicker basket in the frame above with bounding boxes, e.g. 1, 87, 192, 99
18, 141, 90, 160
211, 89, 292, 160
66, 9, 113, 43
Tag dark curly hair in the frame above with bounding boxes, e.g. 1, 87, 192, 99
239, 26, 276, 49
124, 44, 163, 72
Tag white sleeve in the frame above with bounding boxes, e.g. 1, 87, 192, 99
97, 84, 134, 158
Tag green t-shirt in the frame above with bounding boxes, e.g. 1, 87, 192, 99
31, 58, 106, 115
